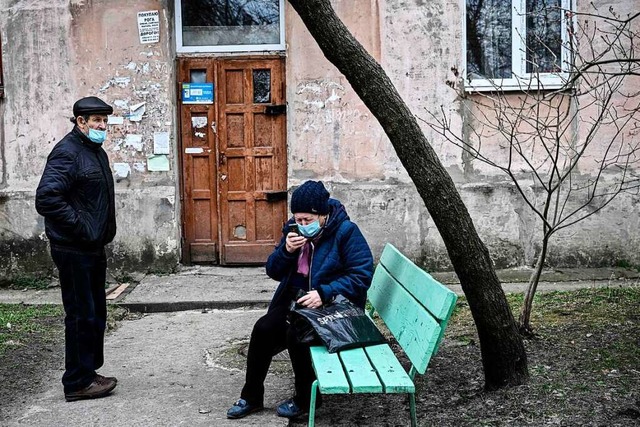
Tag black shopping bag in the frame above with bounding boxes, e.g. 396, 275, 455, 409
290, 295, 386, 353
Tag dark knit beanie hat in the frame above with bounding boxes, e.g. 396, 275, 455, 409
291, 180, 330, 214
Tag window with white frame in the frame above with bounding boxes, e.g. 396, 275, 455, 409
175, 0, 285, 53
464, 0, 574, 91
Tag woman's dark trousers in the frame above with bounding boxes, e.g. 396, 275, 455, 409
51, 246, 107, 394
240, 302, 318, 408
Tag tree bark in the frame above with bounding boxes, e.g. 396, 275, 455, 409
288, 0, 529, 389
520, 232, 550, 335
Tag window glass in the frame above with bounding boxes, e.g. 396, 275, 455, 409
190, 69, 207, 83
181, 0, 280, 47
465, 0, 571, 91
526, 0, 563, 73
253, 69, 271, 103
466, 0, 512, 80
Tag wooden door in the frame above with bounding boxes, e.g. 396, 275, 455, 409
178, 59, 218, 263
217, 58, 288, 264
178, 57, 287, 265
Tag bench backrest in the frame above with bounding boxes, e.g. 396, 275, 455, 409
368, 243, 458, 375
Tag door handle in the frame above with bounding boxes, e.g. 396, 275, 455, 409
219, 153, 226, 166
265, 105, 286, 115
265, 191, 288, 202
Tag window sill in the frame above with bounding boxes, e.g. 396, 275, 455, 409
464, 74, 570, 93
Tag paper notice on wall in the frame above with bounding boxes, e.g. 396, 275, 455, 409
129, 102, 146, 122
191, 117, 207, 128
185, 147, 204, 154
147, 154, 170, 172
137, 10, 160, 44
108, 115, 124, 125
125, 134, 144, 151
153, 132, 170, 154
113, 163, 131, 179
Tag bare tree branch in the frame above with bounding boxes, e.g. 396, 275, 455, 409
424, 3, 640, 333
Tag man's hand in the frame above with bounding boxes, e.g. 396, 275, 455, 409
297, 290, 322, 309
285, 232, 307, 253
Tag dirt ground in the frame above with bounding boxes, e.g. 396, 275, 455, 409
292, 288, 640, 427
0, 314, 64, 421
296, 324, 640, 427
1, 288, 639, 426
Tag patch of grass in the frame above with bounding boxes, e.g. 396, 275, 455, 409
110, 273, 137, 284
614, 259, 640, 271
106, 305, 133, 333
521, 287, 640, 327
0, 304, 63, 355
452, 287, 639, 333
458, 287, 640, 330
5, 275, 51, 290
593, 339, 640, 370
146, 266, 178, 276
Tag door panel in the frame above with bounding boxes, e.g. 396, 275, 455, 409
178, 57, 286, 265
218, 58, 287, 264
178, 59, 218, 264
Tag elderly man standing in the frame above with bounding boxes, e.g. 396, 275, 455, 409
36, 96, 118, 402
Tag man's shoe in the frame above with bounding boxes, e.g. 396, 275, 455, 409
276, 398, 307, 418
96, 374, 118, 384
226, 398, 263, 419
65, 377, 117, 402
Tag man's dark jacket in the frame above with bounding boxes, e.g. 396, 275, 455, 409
266, 198, 374, 310
36, 127, 116, 251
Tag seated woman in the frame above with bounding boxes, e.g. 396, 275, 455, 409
227, 180, 374, 419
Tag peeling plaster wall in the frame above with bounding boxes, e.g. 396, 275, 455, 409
0, 0, 638, 280
286, 1, 403, 183
287, 0, 640, 270
0, 0, 179, 280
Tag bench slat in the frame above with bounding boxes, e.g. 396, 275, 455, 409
364, 344, 415, 393
368, 266, 441, 374
338, 348, 383, 393
310, 346, 350, 394
379, 243, 457, 322
377, 244, 458, 355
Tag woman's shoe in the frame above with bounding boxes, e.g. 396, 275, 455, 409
226, 398, 263, 419
276, 398, 307, 418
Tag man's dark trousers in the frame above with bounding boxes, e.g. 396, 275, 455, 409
51, 245, 107, 394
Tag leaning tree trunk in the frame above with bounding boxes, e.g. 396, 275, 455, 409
288, 0, 528, 389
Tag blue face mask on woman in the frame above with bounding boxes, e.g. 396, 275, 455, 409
87, 128, 107, 144
298, 220, 322, 238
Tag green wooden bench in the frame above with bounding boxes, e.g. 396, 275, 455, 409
308, 243, 458, 427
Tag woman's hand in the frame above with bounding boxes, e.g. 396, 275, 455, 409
285, 232, 307, 253
297, 290, 322, 309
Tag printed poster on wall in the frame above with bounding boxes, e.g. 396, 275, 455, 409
137, 10, 160, 44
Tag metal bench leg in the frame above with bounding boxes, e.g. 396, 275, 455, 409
309, 380, 319, 427
409, 392, 417, 427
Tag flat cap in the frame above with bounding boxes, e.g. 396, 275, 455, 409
73, 96, 113, 117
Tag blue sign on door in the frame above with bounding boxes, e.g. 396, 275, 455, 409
182, 83, 214, 104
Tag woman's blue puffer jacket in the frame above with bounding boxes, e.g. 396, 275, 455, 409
266, 198, 374, 310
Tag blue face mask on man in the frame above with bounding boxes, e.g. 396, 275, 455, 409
298, 220, 322, 238
87, 128, 107, 144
